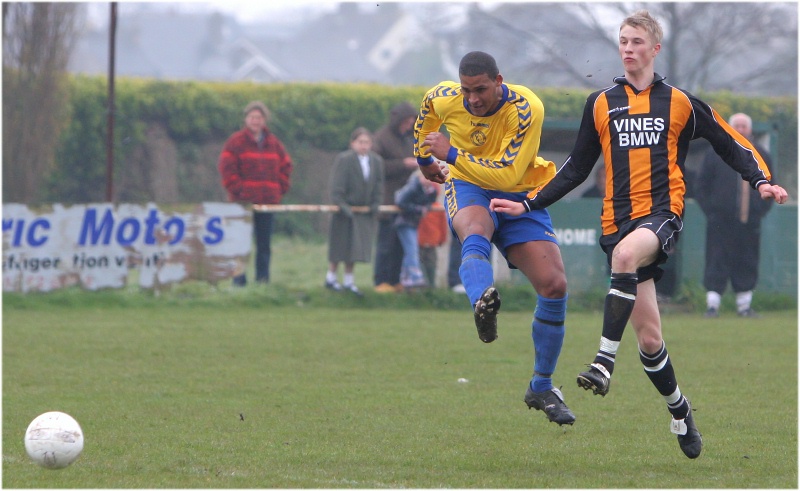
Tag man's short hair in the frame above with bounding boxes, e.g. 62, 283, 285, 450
729, 113, 752, 129
350, 126, 371, 142
459, 51, 499, 79
244, 100, 270, 120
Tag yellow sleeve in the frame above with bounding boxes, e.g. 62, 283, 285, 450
413, 84, 452, 164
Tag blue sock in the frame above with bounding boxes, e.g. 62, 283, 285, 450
530, 294, 568, 393
458, 234, 493, 306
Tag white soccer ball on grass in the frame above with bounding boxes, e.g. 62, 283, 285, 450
24, 411, 84, 469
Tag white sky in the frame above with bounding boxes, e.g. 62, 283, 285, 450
163, 0, 342, 21
84, 1, 504, 26
86, 1, 343, 26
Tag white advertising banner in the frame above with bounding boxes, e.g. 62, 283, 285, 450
2, 202, 252, 292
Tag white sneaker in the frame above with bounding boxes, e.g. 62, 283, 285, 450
451, 284, 466, 294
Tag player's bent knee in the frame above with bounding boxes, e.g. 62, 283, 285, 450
611, 248, 640, 272
636, 332, 663, 354
535, 275, 567, 298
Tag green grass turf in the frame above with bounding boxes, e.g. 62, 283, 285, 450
3, 301, 796, 488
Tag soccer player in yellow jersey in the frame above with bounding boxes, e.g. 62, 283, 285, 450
414, 51, 574, 426
491, 11, 788, 457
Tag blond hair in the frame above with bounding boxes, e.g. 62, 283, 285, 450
621, 10, 663, 45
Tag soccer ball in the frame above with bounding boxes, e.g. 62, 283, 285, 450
24, 411, 84, 469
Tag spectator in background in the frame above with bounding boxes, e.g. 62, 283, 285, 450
325, 127, 384, 296
372, 102, 420, 293
394, 170, 440, 289
695, 113, 775, 318
218, 100, 292, 286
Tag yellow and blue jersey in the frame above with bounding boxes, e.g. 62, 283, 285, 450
413, 81, 555, 193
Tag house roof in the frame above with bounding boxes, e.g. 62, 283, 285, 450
68, 3, 445, 85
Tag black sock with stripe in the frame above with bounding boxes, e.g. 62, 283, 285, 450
640, 342, 690, 419
593, 272, 638, 375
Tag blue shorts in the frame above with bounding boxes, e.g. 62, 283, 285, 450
445, 178, 558, 265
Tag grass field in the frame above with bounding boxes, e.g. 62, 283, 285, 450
3, 236, 797, 488
3, 299, 797, 488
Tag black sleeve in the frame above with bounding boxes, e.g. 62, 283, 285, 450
525, 95, 603, 211
750, 143, 775, 219
690, 94, 771, 189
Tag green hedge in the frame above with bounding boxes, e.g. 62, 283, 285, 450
45, 76, 797, 233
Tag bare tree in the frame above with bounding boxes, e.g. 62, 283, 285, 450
2, 3, 83, 204
448, 2, 797, 96
646, 2, 797, 95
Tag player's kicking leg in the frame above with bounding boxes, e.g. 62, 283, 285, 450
447, 182, 502, 344
459, 234, 500, 343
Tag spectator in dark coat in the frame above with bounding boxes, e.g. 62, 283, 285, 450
371, 102, 419, 293
218, 101, 292, 286
695, 113, 775, 317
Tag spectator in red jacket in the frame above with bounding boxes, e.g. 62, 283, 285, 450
219, 101, 293, 286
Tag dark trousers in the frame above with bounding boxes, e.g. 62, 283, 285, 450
373, 217, 404, 286
233, 211, 273, 286
447, 237, 462, 288
419, 246, 438, 285
703, 220, 760, 294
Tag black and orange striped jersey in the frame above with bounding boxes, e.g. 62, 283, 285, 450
525, 74, 773, 236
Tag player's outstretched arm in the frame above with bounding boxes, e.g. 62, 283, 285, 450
490, 198, 527, 216
758, 183, 789, 204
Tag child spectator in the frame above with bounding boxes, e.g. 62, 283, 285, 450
326, 127, 384, 296
394, 170, 439, 289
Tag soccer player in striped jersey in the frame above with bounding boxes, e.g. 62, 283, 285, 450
490, 11, 788, 458
413, 51, 574, 426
